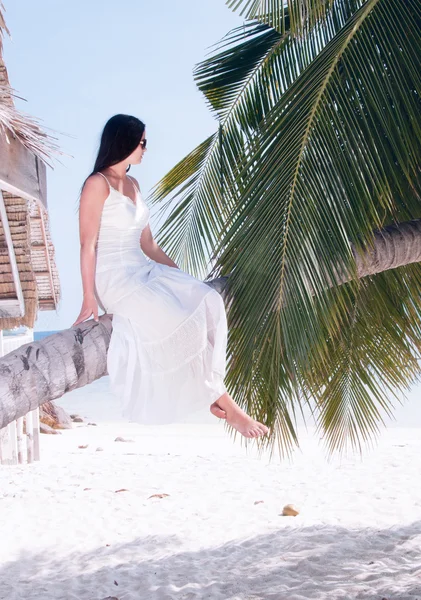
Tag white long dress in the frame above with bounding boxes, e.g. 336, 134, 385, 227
94, 172, 228, 424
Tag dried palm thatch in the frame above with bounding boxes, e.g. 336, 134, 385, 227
0, 3, 61, 167
0, 2, 61, 329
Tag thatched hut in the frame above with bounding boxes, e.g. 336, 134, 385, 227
0, 3, 61, 464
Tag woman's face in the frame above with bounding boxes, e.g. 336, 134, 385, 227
129, 129, 147, 165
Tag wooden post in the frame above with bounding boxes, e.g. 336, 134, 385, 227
33, 407, 40, 462
9, 421, 18, 465
16, 417, 25, 464
0, 421, 18, 465
0, 331, 5, 465
0, 427, 3, 465
26, 411, 34, 464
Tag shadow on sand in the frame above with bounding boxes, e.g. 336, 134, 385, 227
1, 521, 421, 599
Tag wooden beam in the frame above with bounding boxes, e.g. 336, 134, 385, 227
33, 407, 40, 461
38, 209, 57, 307
16, 416, 24, 464
0, 133, 47, 208
26, 409, 34, 463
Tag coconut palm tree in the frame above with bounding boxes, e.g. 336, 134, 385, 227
1, 0, 421, 458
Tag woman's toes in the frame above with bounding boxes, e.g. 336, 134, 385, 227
254, 425, 268, 437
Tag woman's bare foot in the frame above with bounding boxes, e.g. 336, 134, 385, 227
210, 401, 227, 419
225, 406, 269, 438
211, 393, 269, 438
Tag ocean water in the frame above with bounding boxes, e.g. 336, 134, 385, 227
34, 330, 61, 342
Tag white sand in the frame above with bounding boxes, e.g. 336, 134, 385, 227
1, 378, 421, 600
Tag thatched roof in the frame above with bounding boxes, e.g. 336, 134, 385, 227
0, 3, 61, 329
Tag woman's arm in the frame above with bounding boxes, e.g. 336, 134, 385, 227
140, 224, 179, 269
73, 174, 107, 325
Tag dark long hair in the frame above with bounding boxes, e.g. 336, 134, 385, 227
79, 114, 146, 197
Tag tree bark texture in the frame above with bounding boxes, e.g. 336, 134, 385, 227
0, 316, 112, 428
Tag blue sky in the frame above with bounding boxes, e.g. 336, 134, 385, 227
3, 0, 242, 330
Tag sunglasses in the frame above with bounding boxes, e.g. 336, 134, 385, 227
140, 138, 147, 149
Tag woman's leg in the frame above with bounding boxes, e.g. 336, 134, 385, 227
210, 393, 269, 438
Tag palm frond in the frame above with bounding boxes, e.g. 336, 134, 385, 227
226, 0, 342, 35
150, 0, 363, 278
309, 264, 421, 455
211, 0, 421, 455
195, 22, 282, 122
0, 85, 63, 167
149, 23, 284, 277
147, 133, 235, 277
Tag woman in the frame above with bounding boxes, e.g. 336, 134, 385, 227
73, 114, 268, 438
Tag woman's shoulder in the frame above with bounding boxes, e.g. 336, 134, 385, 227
80, 172, 110, 203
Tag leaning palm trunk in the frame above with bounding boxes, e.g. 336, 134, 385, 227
311, 219, 421, 292
0, 316, 112, 429
1, 218, 420, 430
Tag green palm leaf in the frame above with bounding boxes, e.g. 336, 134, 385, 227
149, 1, 363, 278
148, 23, 282, 277
226, 0, 338, 35
308, 264, 421, 455
212, 0, 421, 455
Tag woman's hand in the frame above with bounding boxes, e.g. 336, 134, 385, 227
73, 294, 99, 326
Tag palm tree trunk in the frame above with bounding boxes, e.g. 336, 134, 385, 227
335, 219, 421, 285
1, 218, 420, 429
0, 316, 112, 428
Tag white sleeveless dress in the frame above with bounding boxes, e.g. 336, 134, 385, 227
94, 172, 228, 424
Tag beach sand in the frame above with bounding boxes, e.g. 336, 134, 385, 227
1, 378, 421, 600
